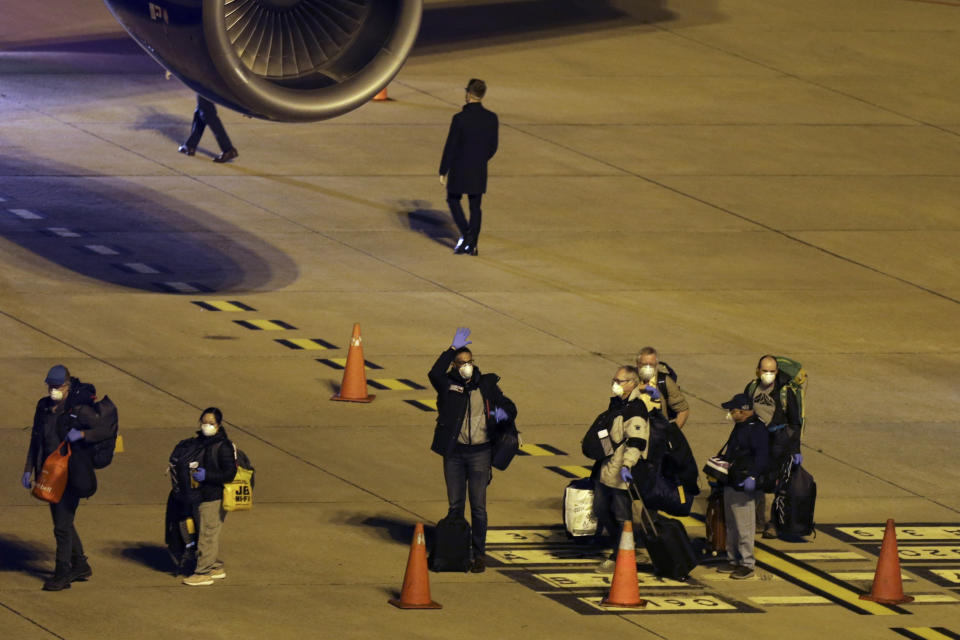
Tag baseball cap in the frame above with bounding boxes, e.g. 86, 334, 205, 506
720, 393, 753, 411
44, 365, 70, 387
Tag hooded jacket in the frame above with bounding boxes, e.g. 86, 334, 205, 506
428, 348, 516, 456
598, 386, 652, 490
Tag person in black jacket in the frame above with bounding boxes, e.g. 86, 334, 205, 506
21, 365, 107, 591
179, 95, 239, 163
428, 327, 516, 572
716, 393, 769, 579
182, 407, 238, 586
744, 355, 802, 538
439, 79, 499, 256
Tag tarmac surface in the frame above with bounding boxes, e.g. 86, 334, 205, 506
1, 0, 960, 638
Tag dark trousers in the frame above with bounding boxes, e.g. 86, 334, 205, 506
447, 192, 483, 246
593, 480, 631, 551
443, 442, 492, 556
49, 488, 84, 565
185, 96, 233, 152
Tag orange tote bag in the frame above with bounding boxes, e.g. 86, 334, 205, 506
32, 441, 71, 504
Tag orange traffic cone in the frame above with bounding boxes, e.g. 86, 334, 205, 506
372, 87, 389, 102
601, 521, 646, 608
331, 323, 375, 403
388, 522, 442, 609
860, 518, 914, 605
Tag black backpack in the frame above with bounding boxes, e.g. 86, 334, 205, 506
656, 362, 679, 419
86, 396, 119, 469
773, 464, 816, 537
653, 411, 699, 495
581, 407, 618, 461
168, 438, 207, 503
428, 515, 472, 572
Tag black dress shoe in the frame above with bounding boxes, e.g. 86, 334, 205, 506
453, 237, 466, 254
213, 148, 238, 163
178, 144, 196, 156
464, 245, 478, 256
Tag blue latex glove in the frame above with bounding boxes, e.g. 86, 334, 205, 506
491, 407, 509, 423
741, 476, 756, 492
451, 327, 472, 350
21, 471, 32, 489
619, 467, 633, 483
192, 467, 206, 482
66, 428, 84, 442
644, 385, 661, 400
793, 453, 803, 466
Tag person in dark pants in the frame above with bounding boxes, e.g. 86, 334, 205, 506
439, 79, 499, 256
179, 95, 238, 163
428, 327, 516, 572
21, 365, 105, 591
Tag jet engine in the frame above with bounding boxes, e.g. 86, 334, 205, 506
103, 0, 422, 121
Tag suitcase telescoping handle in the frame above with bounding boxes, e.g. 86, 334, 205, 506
627, 481, 659, 538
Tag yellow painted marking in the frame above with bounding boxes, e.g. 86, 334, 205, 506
534, 572, 692, 590
931, 569, 960, 584
837, 526, 960, 541
581, 595, 735, 612
370, 378, 418, 390
750, 596, 830, 605
519, 443, 556, 456
486, 529, 569, 545
486, 547, 608, 565
898, 546, 960, 561
284, 339, 332, 350
202, 301, 248, 311
900, 628, 958, 640
414, 398, 437, 411
830, 571, 912, 581
246, 320, 290, 330
701, 572, 780, 582
785, 551, 866, 561
554, 465, 591, 478
657, 514, 701, 529
114, 434, 124, 453
754, 547, 898, 615
911, 594, 959, 603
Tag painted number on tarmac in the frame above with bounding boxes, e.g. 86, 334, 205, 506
486, 529, 569, 545
581, 595, 736, 612
930, 569, 960, 584
533, 572, 693, 590
836, 527, 960, 541
486, 547, 608, 565
897, 547, 960, 561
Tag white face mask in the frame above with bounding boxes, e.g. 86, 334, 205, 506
49, 388, 64, 402
760, 372, 776, 386
458, 363, 474, 380
639, 365, 656, 383
611, 382, 624, 397
200, 423, 218, 437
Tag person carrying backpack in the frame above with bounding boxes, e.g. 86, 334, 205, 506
636, 347, 690, 428
744, 355, 803, 538
21, 365, 109, 591
180, 407, 237, 586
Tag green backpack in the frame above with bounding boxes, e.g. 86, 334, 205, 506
747, 356, 807, 435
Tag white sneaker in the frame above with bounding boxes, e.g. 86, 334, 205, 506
594, 558, 616, 573
210, 567, 226, 580
183, 573, 214, 586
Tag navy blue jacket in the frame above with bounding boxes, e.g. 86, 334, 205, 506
723, 414, 770, 489
439, 102, 499, 195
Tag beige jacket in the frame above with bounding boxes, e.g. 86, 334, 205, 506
599, 386, 651, 490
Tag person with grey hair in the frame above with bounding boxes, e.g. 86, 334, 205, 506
439, 78, 499, 256
636, 346, 690, 428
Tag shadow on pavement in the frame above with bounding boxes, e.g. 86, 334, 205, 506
117, 542, 174, 574
0, 535, 51, 577
396, 201, 459, 250
0, 150, 299, 293
352, 516, 439, 546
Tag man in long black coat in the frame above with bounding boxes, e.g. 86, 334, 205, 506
439, 79, 499, 256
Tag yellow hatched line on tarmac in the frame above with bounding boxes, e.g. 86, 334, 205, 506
753, 546, 899, 615
893, 628, 960, 640
519, 443, 563, 456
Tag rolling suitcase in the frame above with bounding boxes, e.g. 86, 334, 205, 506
428, 514, 472, 572
704, 489, 726, 556
631, 485, 698, 580
773, 463, 816, 537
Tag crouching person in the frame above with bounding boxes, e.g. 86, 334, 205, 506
717, 393, 769, 579
182, 407, 237, 586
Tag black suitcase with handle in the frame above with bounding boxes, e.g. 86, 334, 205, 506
631, 484, 698, 580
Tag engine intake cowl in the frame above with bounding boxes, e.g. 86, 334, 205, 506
103, 0, 421, 121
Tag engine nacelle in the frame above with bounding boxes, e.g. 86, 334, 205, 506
103, 0, 421, 121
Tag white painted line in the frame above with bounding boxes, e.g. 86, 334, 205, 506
9, 208, 43, 220
830, 571, 912, 581
47, 227, 81, 238
750, 596, 830, 605
85, 244, 119, 256
124, 262, 159, 274
164, 282, 199, 293
785, 551, 865, 561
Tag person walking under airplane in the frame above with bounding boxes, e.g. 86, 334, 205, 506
439, 79, 499, 256
179, 95, 239, 163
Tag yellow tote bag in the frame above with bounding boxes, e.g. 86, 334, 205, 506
222, 465, 253, 511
